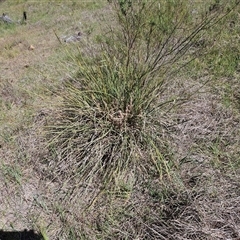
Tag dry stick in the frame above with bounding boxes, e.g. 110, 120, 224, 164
53, 29, 62, 44
23, 11, 27, 21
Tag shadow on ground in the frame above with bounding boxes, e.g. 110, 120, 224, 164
0, 230, 43, 240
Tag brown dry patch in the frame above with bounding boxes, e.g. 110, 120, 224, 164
0, 25, 59, 83
149, 169, 240, 240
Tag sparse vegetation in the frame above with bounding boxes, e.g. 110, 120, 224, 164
0, 0, 239, 239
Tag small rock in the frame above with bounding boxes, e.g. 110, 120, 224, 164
28, 45, 35, 50
1, 13, 14, 23
63, 32, 82, 43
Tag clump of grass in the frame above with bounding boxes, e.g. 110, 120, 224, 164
46, 0, 235, 197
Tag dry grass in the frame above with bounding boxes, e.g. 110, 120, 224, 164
0, 0, 240, 239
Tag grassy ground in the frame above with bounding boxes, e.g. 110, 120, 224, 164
0, 0, 240, 239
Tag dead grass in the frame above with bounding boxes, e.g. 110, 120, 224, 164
0, 0, 240, 239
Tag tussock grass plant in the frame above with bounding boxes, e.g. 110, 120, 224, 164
47, 0, 237, 199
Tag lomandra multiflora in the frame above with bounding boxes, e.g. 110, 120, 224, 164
47, 0, 236, 197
